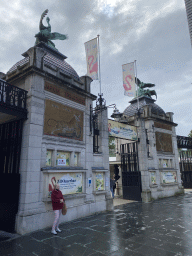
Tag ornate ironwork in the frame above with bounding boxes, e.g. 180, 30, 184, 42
179, 150, 192, 188
93, 113, 99, 153
90, 94, 121, 153
177, 135, 192, 149
121, 142, 142, 201
121, 142, 139, 172
0, 79, 27, 114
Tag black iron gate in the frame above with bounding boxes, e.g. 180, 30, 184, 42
177, 136, 192, 188
121, 142, 142, 201
179, 150, 192, 188
0, 120, 23, 232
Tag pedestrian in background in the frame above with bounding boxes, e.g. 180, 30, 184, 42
110, 176, 116, 199
51, 183, 65, 235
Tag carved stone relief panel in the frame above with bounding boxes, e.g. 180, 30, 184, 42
156, 132, 173, 152
44, 99, 83, 141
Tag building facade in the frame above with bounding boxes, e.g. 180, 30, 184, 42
110, 96, 184, 202
1, 43, 112, 235
184, 0, 192, 46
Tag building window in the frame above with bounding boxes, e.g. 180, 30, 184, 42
46, 150, 52, 166
56, 151, 70, 166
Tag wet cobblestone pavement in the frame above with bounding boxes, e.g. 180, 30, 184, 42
1, 192, 192, 256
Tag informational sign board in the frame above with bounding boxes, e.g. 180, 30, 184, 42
58, 159, 66, 165
56, 152, 70, 166
48, 173, 83, 196
150, 172, 157, 185
88, 178, 92, 187
161, 172, 177, 184
95, 173, 104, 191
108, 119, 137, 140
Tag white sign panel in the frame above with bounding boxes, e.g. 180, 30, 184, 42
162, 172, 177, 184
108, 119, 137, 140
58, 159, 66, 166
48, 173, 83, 196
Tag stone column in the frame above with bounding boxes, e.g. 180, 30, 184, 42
98, 107, 113, 210
85, 98, 94, 202
15, 48, 46, 234
136, 117, 151, 202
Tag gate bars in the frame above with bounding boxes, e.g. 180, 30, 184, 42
120, 142, 142, 200
121, 142, 139, 173
0, 119, 24, 174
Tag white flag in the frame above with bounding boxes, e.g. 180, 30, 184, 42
122, 62, 136, 97
84, 38, 98, 80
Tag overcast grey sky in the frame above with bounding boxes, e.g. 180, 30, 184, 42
0, 0, 191, 136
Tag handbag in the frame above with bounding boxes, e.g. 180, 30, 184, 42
62, 202, 67, 215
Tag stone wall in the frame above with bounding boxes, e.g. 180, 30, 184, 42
6, 44, 112, 235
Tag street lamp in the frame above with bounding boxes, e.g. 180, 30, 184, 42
90, 93, 122, 153
90, 95, 123, 134
110, 105, 123, 121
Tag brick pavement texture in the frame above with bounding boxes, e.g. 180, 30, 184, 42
1, 192, 192, 256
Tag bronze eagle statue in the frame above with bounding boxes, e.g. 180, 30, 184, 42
135, 78, 157, 99
35, 9, 68, 50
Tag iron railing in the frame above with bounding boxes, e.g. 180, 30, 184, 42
179, 150, 192, 188
0, 79, 27, 110
90, 105, 100, 153
179, 150, 192, 172
177, 135, 192, 149
93, 115, 99, 153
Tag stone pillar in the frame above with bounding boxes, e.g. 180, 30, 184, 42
136, 117, 151, 202
85, 97, 94, 203
98, 107, 113, 210
15, 48, 46, 234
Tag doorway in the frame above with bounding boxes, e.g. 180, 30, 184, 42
0, 120, 23, 232
121, 142, 142, 201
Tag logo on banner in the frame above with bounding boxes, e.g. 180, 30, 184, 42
85, 38, 98, 80
122, 62, 136, 97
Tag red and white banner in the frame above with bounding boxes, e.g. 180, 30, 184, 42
84, 38, 98, 80
122, 62, 136, 97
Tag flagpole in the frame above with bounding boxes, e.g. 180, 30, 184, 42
134, 60, 140, 113
97, 34, 101, 95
